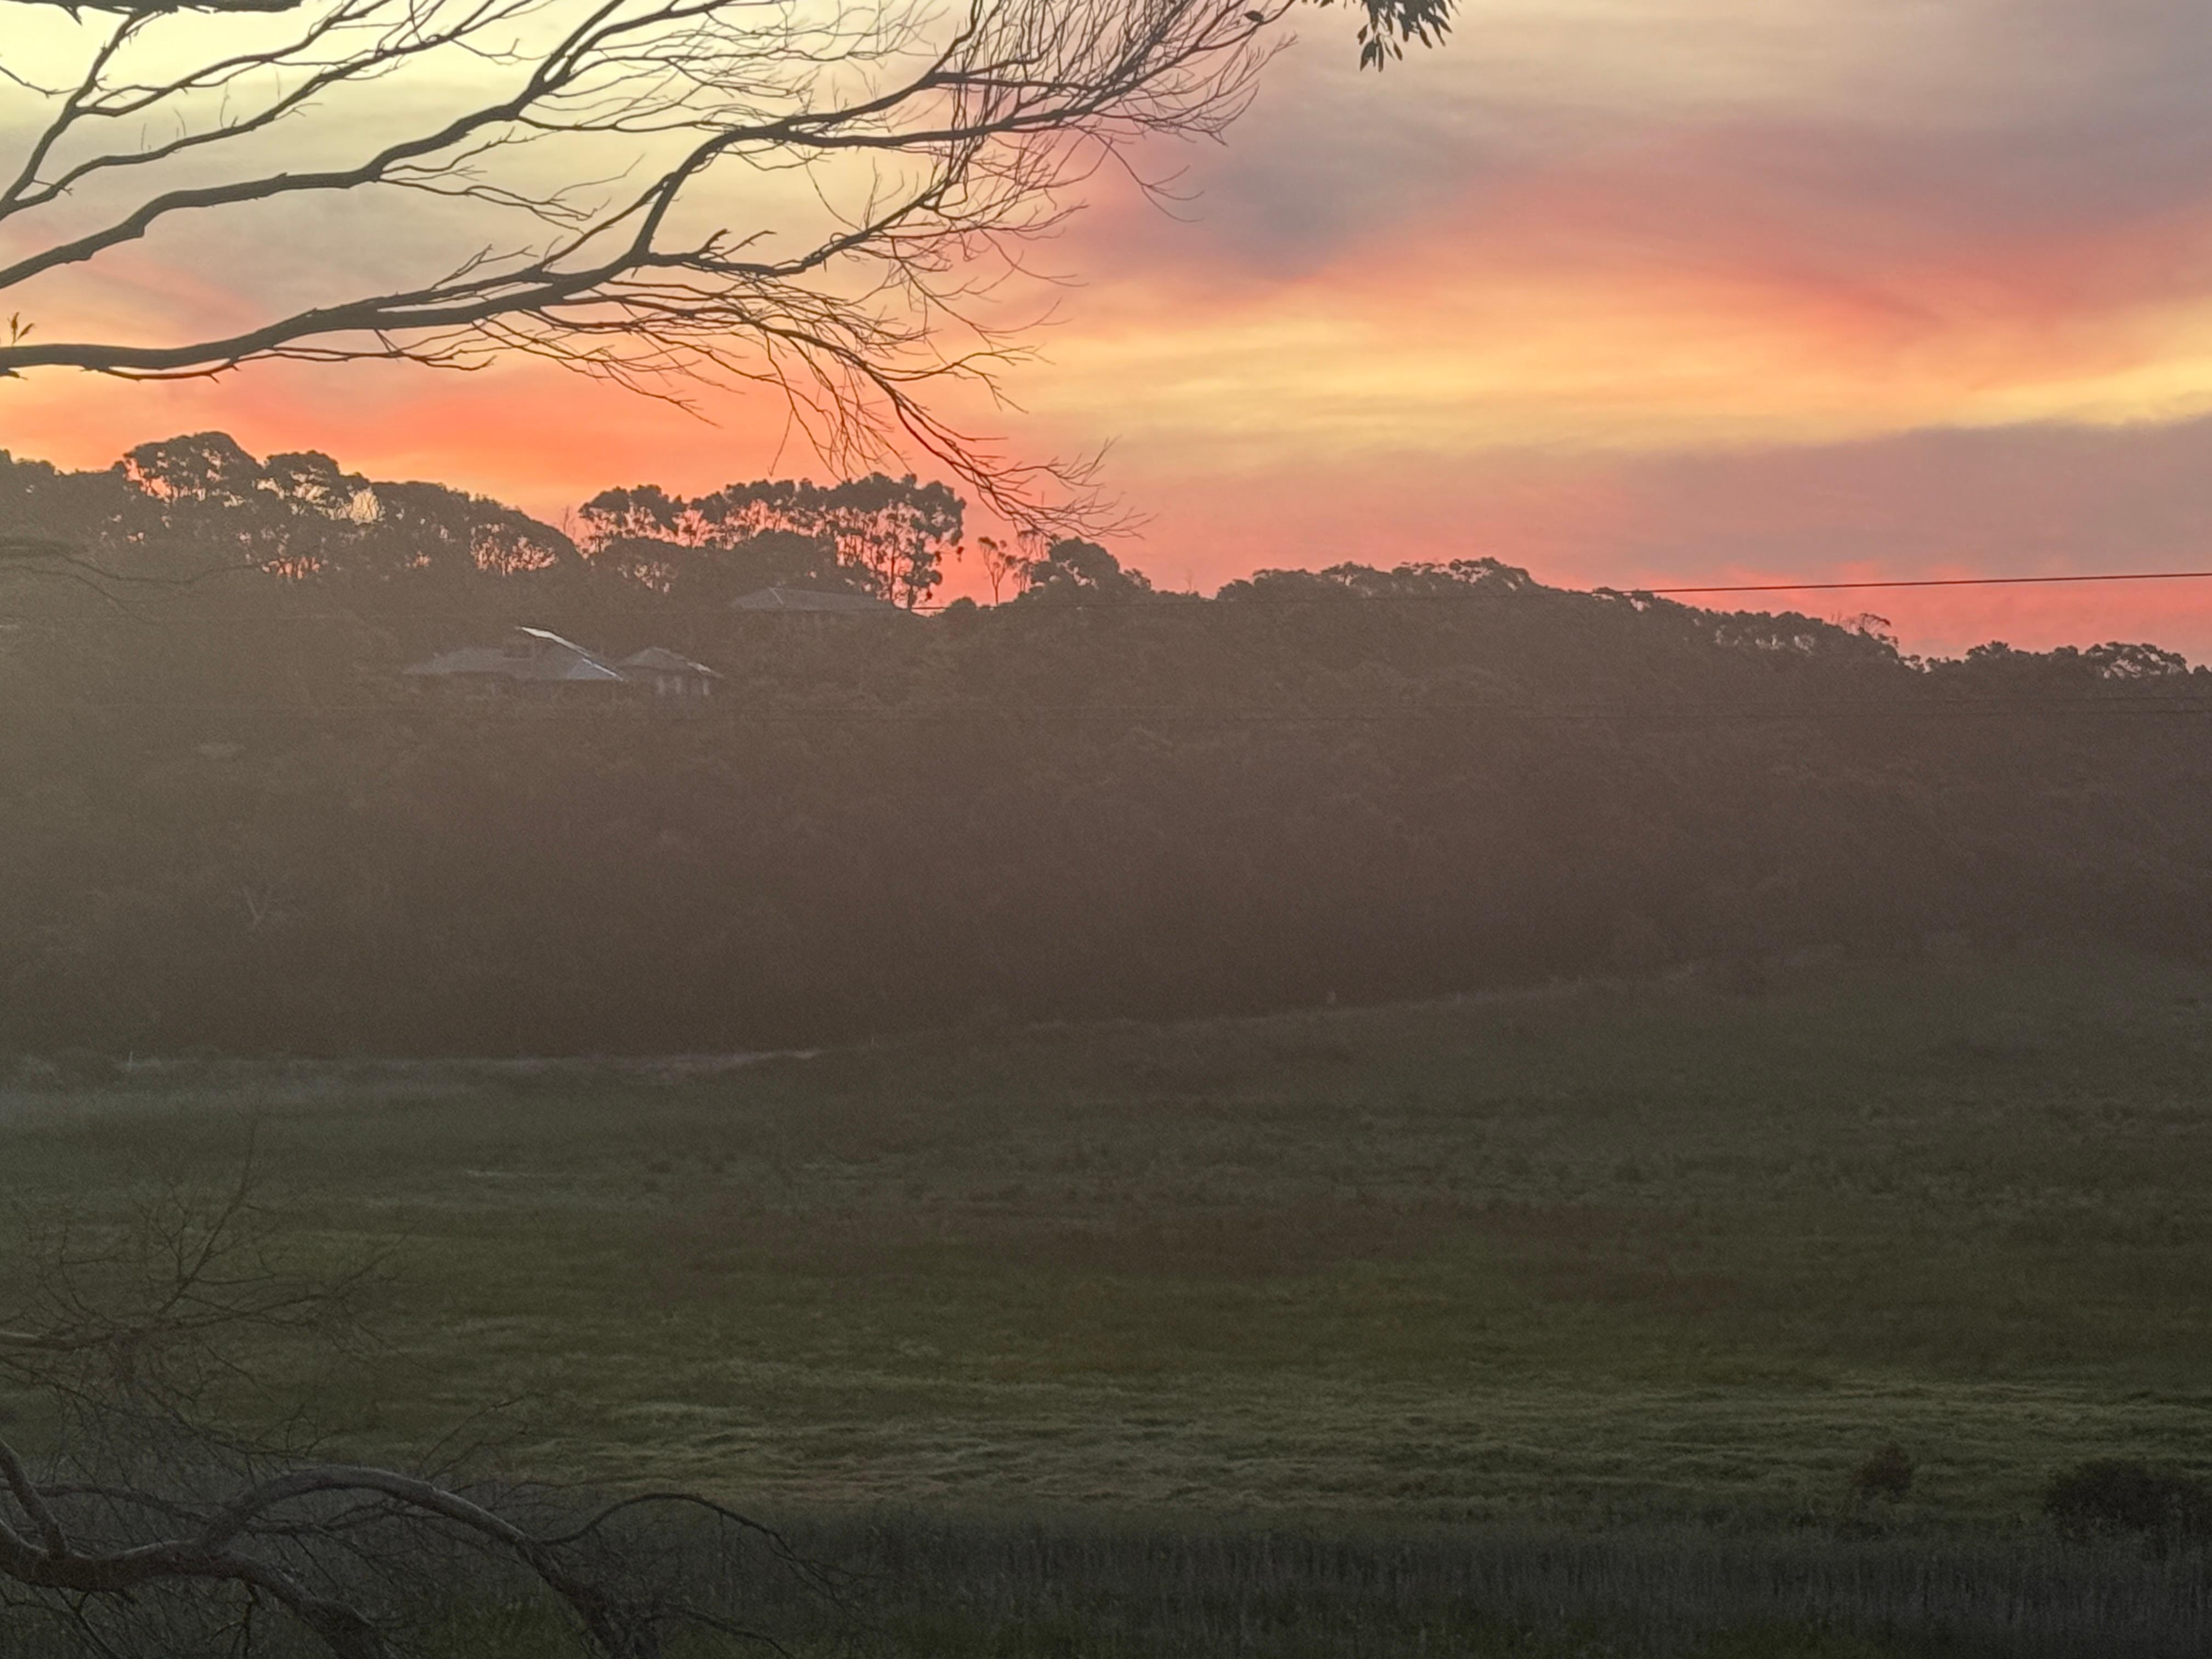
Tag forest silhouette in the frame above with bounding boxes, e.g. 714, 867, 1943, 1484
6, 433, 2210, 1055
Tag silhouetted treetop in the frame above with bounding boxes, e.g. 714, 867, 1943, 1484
1014, 538, 1158, 602
4, 432, 579, 589
579, 474, 962, 608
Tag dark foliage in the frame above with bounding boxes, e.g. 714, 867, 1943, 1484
8, 435, 2212, 1057
575, 474, 961, 607
1850, 1443, 1915, 1504
1324, 0, 1455, 68
2044, 1462, 2212, 1542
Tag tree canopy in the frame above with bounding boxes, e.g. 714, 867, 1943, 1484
5, 435, 2209, 1056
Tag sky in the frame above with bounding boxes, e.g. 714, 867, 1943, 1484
9, 0, 2212, 656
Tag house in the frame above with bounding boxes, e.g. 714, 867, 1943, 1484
617, 646, 720, 698
729, 585, 907, 616
402, 627, 719, 701
403, 627, 626, 690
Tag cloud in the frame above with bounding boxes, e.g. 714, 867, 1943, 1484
1050, 0, 2212, 361
15, 0, 2212, 663
998, 0, 2212, 465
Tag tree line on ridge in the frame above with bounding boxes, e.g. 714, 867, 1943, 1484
4, 434, 2208, 1055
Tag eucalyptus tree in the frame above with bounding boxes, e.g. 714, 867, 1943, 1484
1, 0, 1451, 527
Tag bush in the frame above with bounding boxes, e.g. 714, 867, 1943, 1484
1850, 1442, 1914, 1503
2043, 1459, 2212, 1540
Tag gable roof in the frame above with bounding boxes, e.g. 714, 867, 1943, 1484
619, 646, 720, 678
403, 626, 625, 682
515, 626, 592, 653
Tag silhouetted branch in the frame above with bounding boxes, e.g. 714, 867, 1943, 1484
19, 1, 310, 13
0, 0, 1321, 527
0, 1161, 825, 1657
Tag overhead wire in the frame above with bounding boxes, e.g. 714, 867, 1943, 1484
1634, 569, 2212, 596
16, 695, 2212, 726
9, 562, 2212, 623
8, 561, 2212, 727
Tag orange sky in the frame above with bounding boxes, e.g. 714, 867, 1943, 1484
10, 0, 2212, 656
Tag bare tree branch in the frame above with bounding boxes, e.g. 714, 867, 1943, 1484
0, 0, 1343, 527
0, 1163, 827, 1658
0, 1440, 71, 1559
19, 2, 313, 14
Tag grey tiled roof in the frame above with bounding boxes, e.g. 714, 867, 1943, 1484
619, 646, 720, 676
404, 627, 625, 682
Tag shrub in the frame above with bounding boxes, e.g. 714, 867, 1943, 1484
2043, 1459, 2212, 1539
1850, 1442, 1914, 1503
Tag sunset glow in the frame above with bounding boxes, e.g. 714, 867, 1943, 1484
14, 11, 2212, 1611
9, 0, 2212, 652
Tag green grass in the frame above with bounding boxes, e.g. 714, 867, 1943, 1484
6, 949, 2212, 1651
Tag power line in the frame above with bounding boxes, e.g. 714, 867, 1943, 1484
927, 567, 2212, 605
945, 567, 2212, 606
18, 695, 2212, 725
12, 563, 2212, 624
1638, 569, 2212, 596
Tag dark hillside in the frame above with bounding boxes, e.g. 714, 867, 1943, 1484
5, 437, 2211, 1054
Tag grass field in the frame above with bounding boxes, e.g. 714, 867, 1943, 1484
6, 949, 2212, 1653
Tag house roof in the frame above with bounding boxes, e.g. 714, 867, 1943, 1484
729, 585, 906, 615
403, 626, 626, 682
516, 626, 594, 653
619, 646, 720, 678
